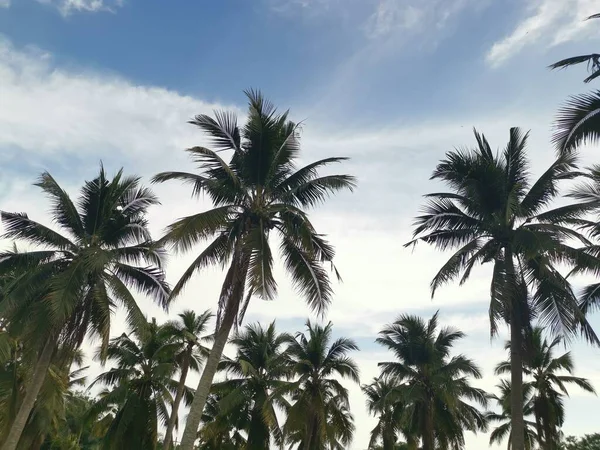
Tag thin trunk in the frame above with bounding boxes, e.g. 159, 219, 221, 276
163, 348, 192, 450
382, 432, 395, 450
178, 313, 235, 450
2, 337, 57, 450
422, 399, 435, 450
507, 247, 526, 450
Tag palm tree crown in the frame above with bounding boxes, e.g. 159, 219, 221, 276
376, 312, 488, 450
0, 166, 170, 450
90, 319, 187, 450
284, 320, 359, 450
155, 90, 355, 449
214, 321, 292, 449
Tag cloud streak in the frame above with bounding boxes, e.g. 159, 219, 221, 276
487, 0, 600, 66
36, 0, 124, 16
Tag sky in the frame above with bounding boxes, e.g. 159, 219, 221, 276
1, 0, 600, 448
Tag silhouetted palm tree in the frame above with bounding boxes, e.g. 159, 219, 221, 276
284, 321, 359, 450
408, 128, 596, 449
162, 310, 213, 450
89, 320, 188, 450
0, 166, 170, 450
488, 380, 538, 450
152, 90, 355, 449
495, 328, 596, 450
377, 313, 488, 450
214, 321, 291, 449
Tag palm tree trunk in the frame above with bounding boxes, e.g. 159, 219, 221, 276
178, 313, 235, 450
163, 349, 191, 450
422, 400, 435, 450
507, 249, 526, 450
2, 337, 56, 450
510, 318, 526, 450
383, 433, 395, 450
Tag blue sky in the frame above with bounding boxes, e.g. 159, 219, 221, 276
2, 0, 600, 448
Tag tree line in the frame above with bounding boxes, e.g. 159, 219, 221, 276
2, 20, 600, 449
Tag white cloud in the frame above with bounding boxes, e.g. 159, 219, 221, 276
0, 0, 10, 8
487, 0, 600, 67
36, 0, 124, 16
2, 36, 600, 449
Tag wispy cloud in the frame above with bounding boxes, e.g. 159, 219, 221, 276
364, 0, 480, 40
36, 0, 124, 16
0, 0, 10, 8
487, 0, 600, 67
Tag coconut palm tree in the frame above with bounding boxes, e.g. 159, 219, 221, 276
0, 166, 170, 450
286, 393, 354, 450
162, 310, 213, 450
152, 90, 355, 449
495, 328, 596, 450
362, 377, 413, 450
487, 380, 538, 450
89, 319, 189, 450
283, 320, 359, 450
196, 390, 249, 450
376, 313, 488, 450
407, 128, 597, 450
549, 14, 600, 84
213, 321, 291, 449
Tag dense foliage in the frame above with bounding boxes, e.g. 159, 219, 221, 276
0, 90, 599, 450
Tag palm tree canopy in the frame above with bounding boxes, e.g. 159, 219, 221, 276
152, 90, 356, 326
377, 312, 488, 449
407, 128, 598, 342
0, 165, 170, 355
284, 320, 359, 450
214, 321, 292, 448
495, 327, 596, 449
362, 376, 408, 450
89, 319, 189, 450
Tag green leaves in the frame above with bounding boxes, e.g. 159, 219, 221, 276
553, 91, 600, 155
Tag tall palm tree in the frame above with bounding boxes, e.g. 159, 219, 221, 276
487, 380, 538, 450
362, 377, 412, 450
214, 321, 291, 450
495, 328, 596, 450
549, 14, 600, 83
152, 90, 355, 449
407, 128, 596, 450
376, 313, 488, 450
162, 309, 213, 450
283, 320, 359, 450
553, 92, 600, 154
0, 166, 170, 450
89, 319, 189, 450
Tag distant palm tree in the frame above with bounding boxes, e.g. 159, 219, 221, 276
495, 328, 596, 450
213, 321, 291, 449
0, 166, 170, 450
283, 321, 359, 450
549, 14, 600, 83
89, 319, 188, 450
162, 310, 213, 450
362, 377, 413, 450
152, 90, 355, 449
196, 390, 249, 450
376, 313, 488, 450
407, 128, 596, 450
487, 380, 538, 450
0, 342, 87, 450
